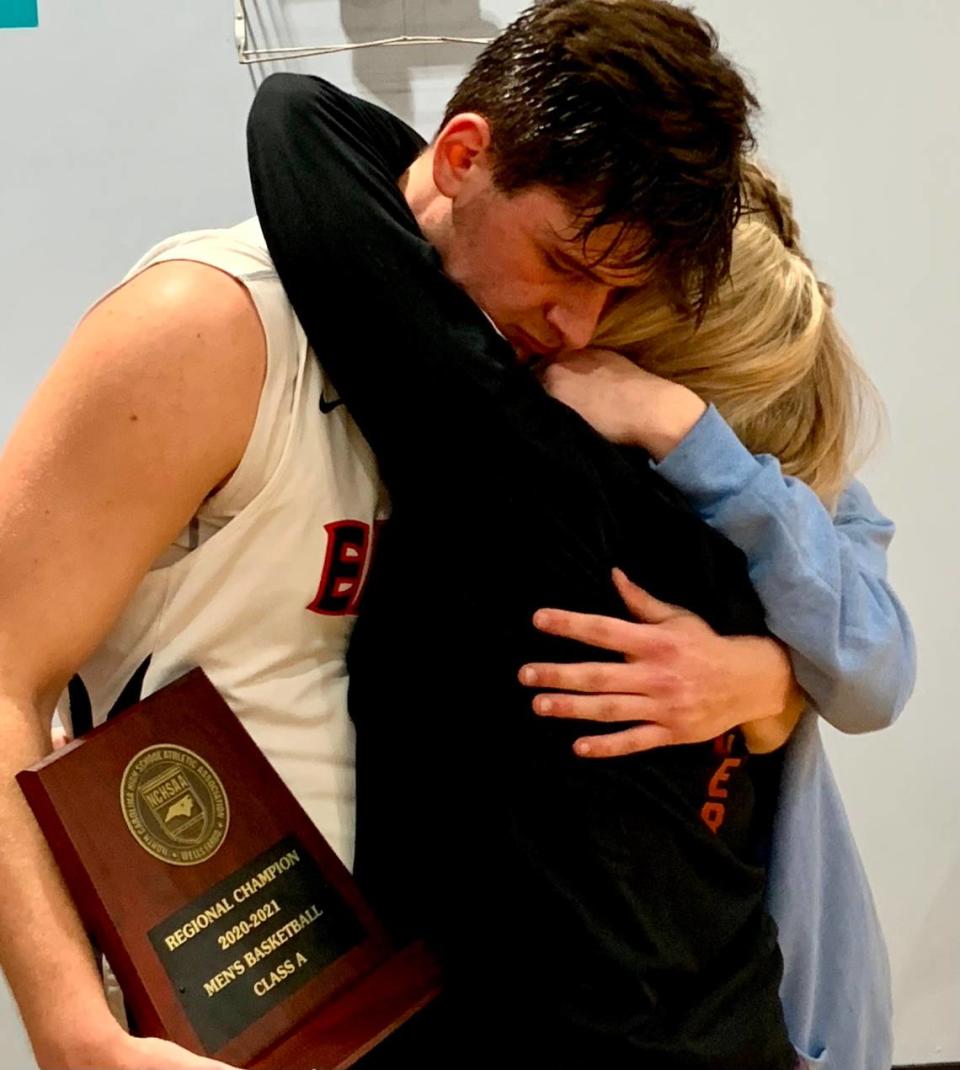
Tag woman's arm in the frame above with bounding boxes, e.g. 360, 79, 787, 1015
653, 405, 915, 733
529, 345, 914, 739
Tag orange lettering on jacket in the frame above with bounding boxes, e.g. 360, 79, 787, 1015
700, 734, 743, 834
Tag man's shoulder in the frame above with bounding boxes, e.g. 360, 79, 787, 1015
111, 256, 261, 333
79, 259, 267, 454
126, 217, 277, 286
112, 220, 286, 383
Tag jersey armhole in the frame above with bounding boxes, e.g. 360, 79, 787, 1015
199, 268, 300, 521
88, 226, 308, 557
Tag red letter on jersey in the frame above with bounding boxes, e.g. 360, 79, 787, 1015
306, 521, 370, 616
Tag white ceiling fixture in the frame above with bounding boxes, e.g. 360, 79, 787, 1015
234, 0, 492, 64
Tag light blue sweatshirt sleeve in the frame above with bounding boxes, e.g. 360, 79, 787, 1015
652, 404, 916, 734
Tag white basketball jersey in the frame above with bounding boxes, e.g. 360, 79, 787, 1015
58, 219, 387, 869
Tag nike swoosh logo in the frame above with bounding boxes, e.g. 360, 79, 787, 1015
319, 393, 344, 414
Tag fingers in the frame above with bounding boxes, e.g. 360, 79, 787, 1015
518, 661, 647, 695
533, 608, 661, 656
611, 568, 679, 624
532, 692, 657, 722
572, 724, 677, 759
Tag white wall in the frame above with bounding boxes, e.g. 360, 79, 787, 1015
1, 2, 956, 1066
692, 3, 960, 1063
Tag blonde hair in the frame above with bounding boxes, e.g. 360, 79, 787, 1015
592, 161, 883, 511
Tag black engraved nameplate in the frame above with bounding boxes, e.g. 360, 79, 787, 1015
149, 835, 365, 1052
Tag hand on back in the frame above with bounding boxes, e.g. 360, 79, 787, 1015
519, 569, 805, 758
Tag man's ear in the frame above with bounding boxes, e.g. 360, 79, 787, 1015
432, 113, 493, 198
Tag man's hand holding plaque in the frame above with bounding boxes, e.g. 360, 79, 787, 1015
17, 670, 440, 1069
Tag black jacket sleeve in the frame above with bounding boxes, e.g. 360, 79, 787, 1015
248, 75, 532, 473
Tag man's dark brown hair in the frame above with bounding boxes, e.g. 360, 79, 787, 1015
442, 0, 757, 314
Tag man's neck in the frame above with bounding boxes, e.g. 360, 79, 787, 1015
401, 149, 450, 259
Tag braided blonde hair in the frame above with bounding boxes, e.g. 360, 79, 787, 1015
592, 161, 883, 510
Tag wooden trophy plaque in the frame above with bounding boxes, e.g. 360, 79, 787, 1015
17, 669, 441, 1069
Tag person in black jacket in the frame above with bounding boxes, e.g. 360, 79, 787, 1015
246, 5, 801, 1066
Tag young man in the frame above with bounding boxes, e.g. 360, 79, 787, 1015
0, 2, 795, 1067
243, 54, 799, 1067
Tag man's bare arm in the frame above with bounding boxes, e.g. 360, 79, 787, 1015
0, 261, 264, 1068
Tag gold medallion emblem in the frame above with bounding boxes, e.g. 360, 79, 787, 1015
120, 746, 229, 866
